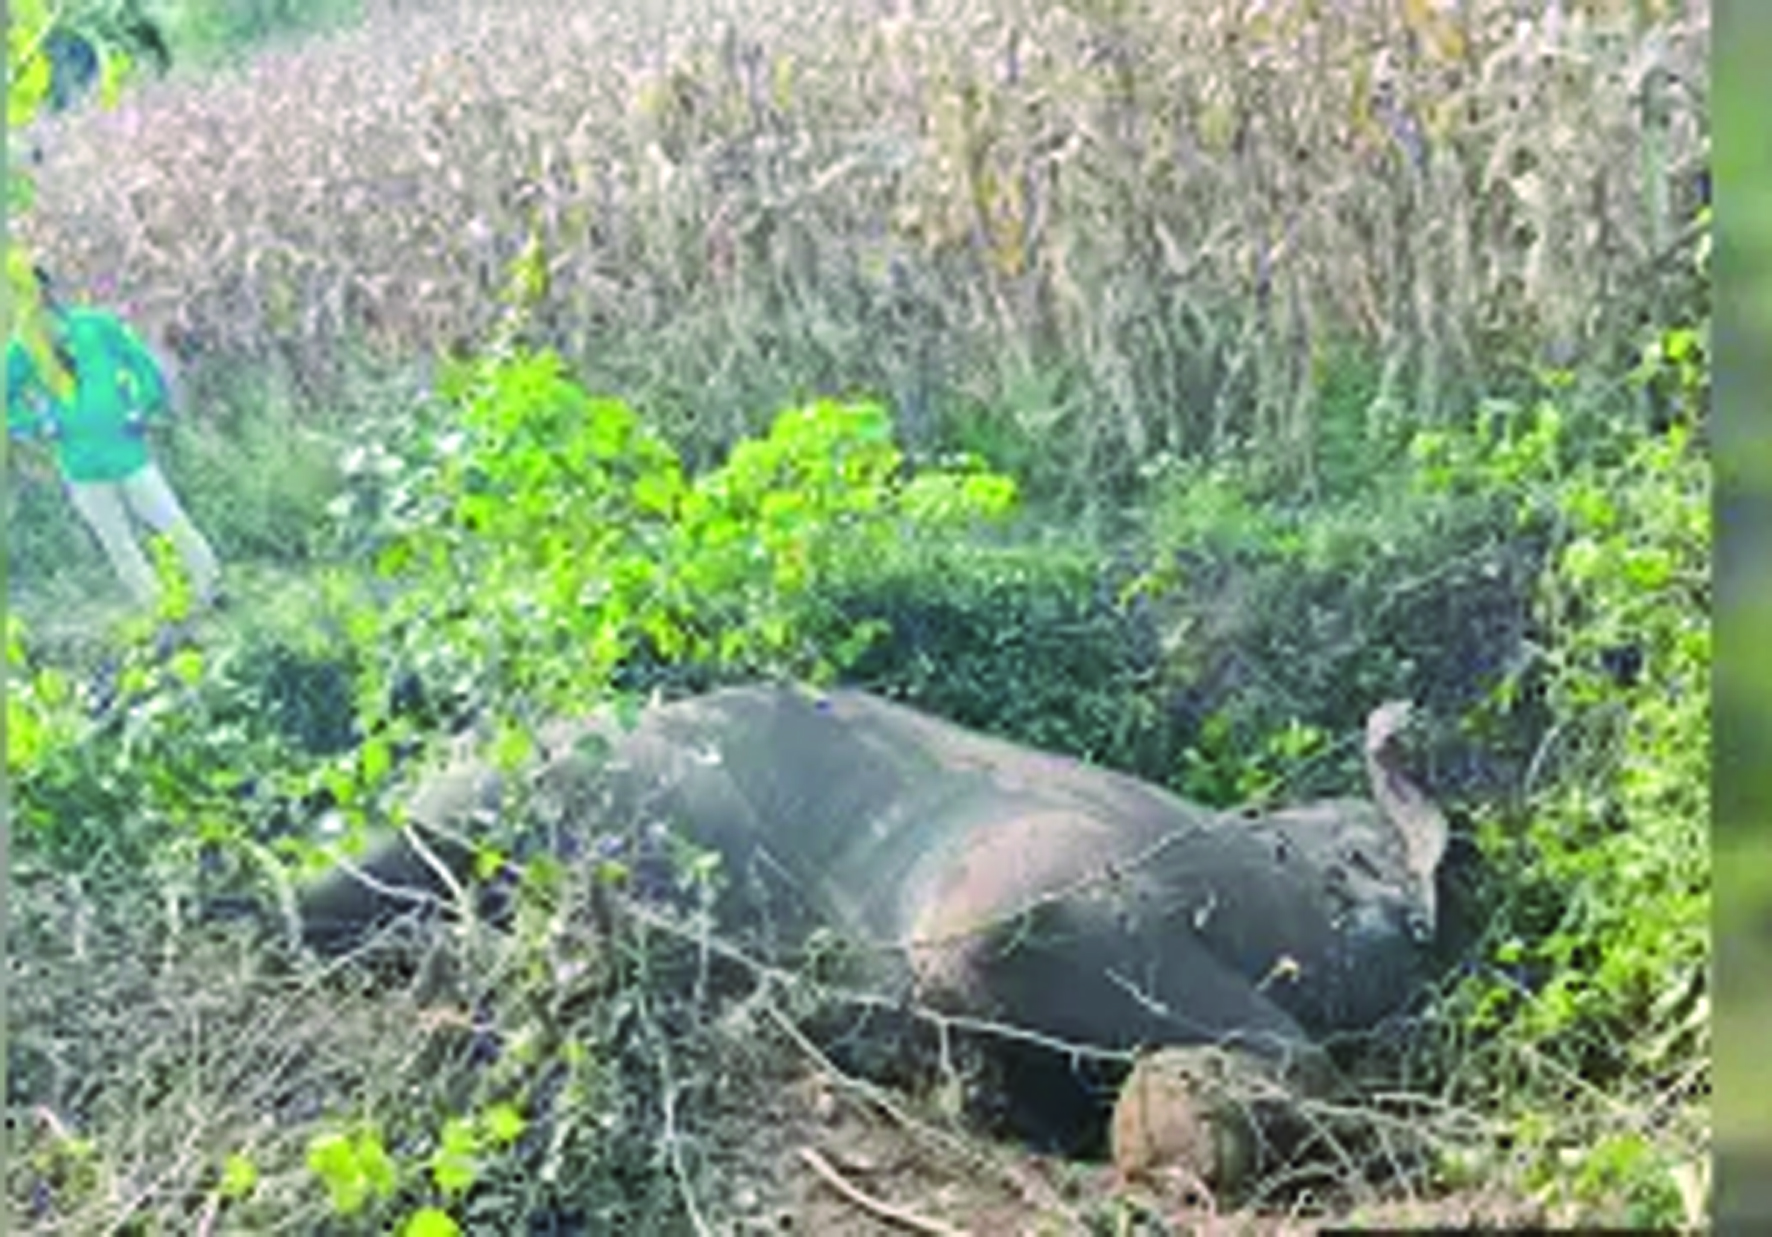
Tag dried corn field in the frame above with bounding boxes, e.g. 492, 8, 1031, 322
16, 0, 1708, 490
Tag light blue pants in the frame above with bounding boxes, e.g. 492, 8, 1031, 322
65, 461, 220, 610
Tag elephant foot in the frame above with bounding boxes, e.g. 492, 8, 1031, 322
1110, 1043, 1323, 1202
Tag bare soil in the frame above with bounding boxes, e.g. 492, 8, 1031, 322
691, 1024, 1548, 1236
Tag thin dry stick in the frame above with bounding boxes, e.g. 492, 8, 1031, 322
797, 1144, 973, 1237
661, 1073, 715, 1237
615, 887, 1136, 1068
193, 1190, 220, 1237
631, 981, 716, 1237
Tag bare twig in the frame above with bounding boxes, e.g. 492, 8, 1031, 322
797, 1144, 973, 1237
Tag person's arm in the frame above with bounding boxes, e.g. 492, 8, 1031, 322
6, 341, 52, 441
153, 330, 184, 415
105, 315, 171, 424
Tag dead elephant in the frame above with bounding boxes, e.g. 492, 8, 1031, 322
289, 684, 1449, 1174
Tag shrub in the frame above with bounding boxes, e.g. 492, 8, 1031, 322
816, 536, 1179, 780
1129, 448, 1553, 807
1399, 315, 1708, 1224
334, 347, 1015, 736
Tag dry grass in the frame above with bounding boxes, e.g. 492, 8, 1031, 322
4, 863, 1587, 1233
17, 0, 1707, 493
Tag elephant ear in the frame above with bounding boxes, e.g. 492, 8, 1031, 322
1363, 701, 1450, 924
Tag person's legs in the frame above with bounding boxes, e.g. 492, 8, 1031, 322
119, 461, 221, 608
64, 478, 160, 607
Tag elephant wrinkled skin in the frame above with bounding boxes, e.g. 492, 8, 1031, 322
292, 684, 1449, 1077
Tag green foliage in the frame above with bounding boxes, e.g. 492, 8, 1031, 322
218, 1151, 259, 1200
1108, 332, 1709, 1221
43, 2, 173, 99
1141, 457, 1298, 564
305, 1124, 398, 1216
1130, 443, 1552, 808
428, 1102, 526, 1198
5, 617, 81, 778
7, 0, 58, 125
7, 0, 144, 129
161, 0, 362, 63
7, 0, 93, 392
1418, 397, 1707, 1042
1531, 1130, 1693, 1230
1178, 711, 1331, 808
9, 352, 1017, 896
296, 1101, 526, 1232
25, 1123, 101, 1206
1412, 329, 1708, 1224
9, 622, 241, 873
1304, 337, 1440, 502
814, 537, 1179, 778
403, 1208, 464, 1237
2, 577, 386, 882
339, 348, 1017, 739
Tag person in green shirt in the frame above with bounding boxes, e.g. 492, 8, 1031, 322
7, 266, 221, 612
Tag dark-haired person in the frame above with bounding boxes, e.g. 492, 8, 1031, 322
42, 28, 101, 113
7, 268, 222, 614
40, 4, 175, 114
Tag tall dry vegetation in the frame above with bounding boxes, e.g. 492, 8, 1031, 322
18, 0, 1706, 495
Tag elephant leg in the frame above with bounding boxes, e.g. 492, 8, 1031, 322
1112, 1042, 1314, 1200
931, 896, 1328, 1067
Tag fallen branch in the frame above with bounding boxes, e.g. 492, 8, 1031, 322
797, 1145, 972, 1237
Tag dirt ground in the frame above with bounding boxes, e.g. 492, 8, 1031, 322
705, 1054, 1180, 1236
4, 874, 1562, 1235
692, 1025, 1547, 1237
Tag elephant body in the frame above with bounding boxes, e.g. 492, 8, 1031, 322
295, 684, 1447, 1068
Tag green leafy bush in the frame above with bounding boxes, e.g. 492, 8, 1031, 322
337, 348, 1017, 741
1410, 337, 1708, 1225
1129, 449, 1553, 808
11, 349, 1018, 879
813, 537, 1179, 779
1419, 398, 1707, 1044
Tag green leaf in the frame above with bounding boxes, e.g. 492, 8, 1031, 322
473, 845, 507, 881
481, 1102, 527, 1145
491, 724, 533, 772
632, 465, 684, 515
403, 1207, 464, 1237
584, 397, 638, 459
219, 1152, 259, 1200
98, 41, 131, 108
305, 1132, 369, 1215
360, 736, 391, 787
8, 170, 36, 212
8, 49, 50, 127
430, 1117, 480, 1196
1623, 547, 1674, 590
357, 1130, 398, 1198
961, 472, 1019, 516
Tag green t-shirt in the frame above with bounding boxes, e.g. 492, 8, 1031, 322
6, 306, 171, 482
